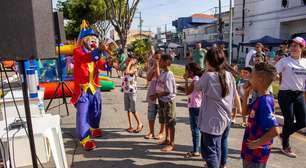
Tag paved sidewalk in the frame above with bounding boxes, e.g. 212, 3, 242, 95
41, 76, 306, 168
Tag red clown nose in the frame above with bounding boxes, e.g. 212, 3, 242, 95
91, 43, 97, 48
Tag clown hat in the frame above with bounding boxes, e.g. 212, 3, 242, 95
78, 20, 98, 39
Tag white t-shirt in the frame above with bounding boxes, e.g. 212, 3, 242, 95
155, 70, 176, 102
245, 49, 256, 68
121, 74, 137, 93
275, 57, 306, 91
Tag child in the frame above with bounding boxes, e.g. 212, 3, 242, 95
154, 54, 177, 152
230, 64, 239, 124
183, 63, 203, 158
255, 53, 265, 65
121, 54, 143, 133
195, 49, 237, 168
233, 67, 252, 127
105, 56, 113, 77
145, 50, 165, 140
241, 63, 280, 168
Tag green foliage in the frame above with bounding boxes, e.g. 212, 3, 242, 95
57, 0, 107, 39
170, 65, 185, 77
129, 39, 152, 64
104, 0, 140, 50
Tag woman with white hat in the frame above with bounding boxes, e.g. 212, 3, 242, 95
275, 37, 306, 158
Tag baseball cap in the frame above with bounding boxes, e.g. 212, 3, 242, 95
290, 37, 306, 48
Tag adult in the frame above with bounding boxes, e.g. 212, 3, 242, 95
192, 42, 207, 70
274, 43, 289, 64
71, 27, 107, 151
116, 49, 127, 78
245, 43, 265, 68
275, 37, 306, 158
169, 49, 176, 62
195, 48, 240, 168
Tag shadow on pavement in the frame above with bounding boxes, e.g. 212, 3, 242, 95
71, 159, 201, 168
227, 148, 242, 160
62, 128, 202, 167
176, 102, 187, 108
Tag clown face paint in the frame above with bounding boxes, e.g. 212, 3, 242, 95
83, 36, 99, 51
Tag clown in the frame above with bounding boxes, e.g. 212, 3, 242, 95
71, 21, 108, 151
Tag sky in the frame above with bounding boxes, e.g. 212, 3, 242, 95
52, 0, 231, 33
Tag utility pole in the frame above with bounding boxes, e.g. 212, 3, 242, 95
229, 0, 233, 64
164, 24, 167, 52
136, 11, 142, 40
242, 0, 246, 43
139, 11, 142, 39
218, 0, 223, 41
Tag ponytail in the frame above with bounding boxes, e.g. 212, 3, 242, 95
218, 69, 229, 98
206, 48, 229, 97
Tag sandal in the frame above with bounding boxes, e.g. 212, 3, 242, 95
184, 152, 201, 158
144, 133, 154, 139
161, 145, 175, 152
158, 140, 170, 145
133, 125, 144, 133
241, 122, 247, 128
127, 127, 135, 133
154, 133, 164, 140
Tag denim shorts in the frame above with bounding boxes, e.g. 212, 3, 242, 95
147, 103, 158, 121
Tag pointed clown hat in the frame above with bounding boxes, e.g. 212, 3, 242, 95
78, 20, 98, 40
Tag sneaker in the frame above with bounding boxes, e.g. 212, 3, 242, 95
241, 122, 247, 128
82, 140, 97, 151
91, 128, 103, 138
281, 147, 297, 158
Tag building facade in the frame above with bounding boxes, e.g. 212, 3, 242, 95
172, 12, 232, 46
182, 11, 232, 45
110, 29, 154, 45
233, 0, 306, 45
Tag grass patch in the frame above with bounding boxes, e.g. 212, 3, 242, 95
170, 65, 185, 77
272, 83, 279, 98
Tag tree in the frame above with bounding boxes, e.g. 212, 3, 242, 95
129, 39, 152, 64
92, 13, 111, 40
57, 0, 108, 39
104, 0, 140, 51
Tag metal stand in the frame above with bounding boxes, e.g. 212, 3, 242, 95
45, 42, 72, 116
19, 61, 39, 168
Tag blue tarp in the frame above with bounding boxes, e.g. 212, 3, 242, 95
240, 36, 285, 47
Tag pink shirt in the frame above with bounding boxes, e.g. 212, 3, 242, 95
188, 76, 202, 108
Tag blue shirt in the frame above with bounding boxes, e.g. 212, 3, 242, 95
241, 95, 278, 163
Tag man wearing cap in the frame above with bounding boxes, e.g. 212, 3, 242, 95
71, 22, 108, 151
275, 37, 306, 158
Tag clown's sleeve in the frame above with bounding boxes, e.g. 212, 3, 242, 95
74, 47, 93, 63
96, 56, 106, 71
